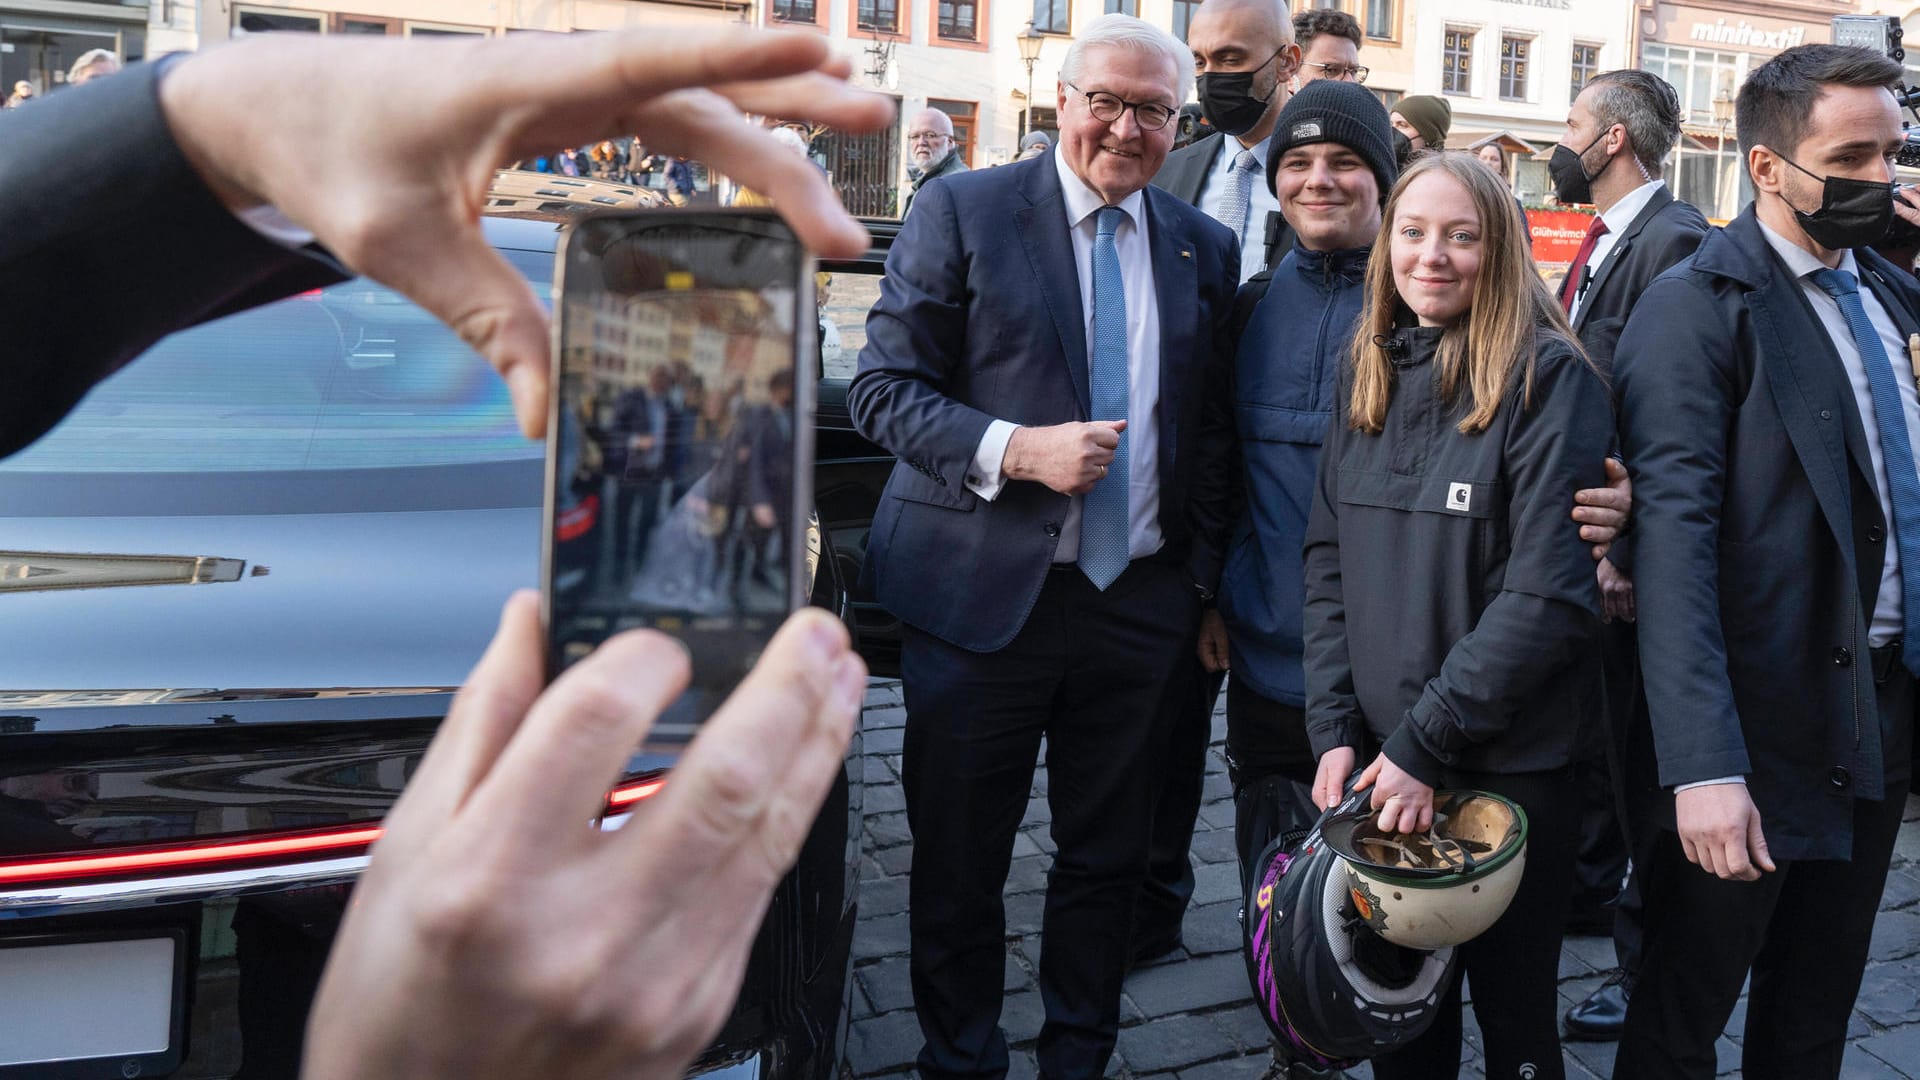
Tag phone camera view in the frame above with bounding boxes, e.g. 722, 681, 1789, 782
549, 214, 811, 745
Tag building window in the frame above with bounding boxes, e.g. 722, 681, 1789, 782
334, 14, 398, 33
929, 99, 977, 166
1571, 43, 1600, 103
1033, 0, 1068, 34
1365, 0, 1393, 40
1499, 36, 1529, 101
773, 0, 818, 24
1642, 43, 1742, 126
1105, 0, 1135, 13
859, 0, 901, 32
234, 9, 324, 33
1372, 88, 1403, 110
1442, 29, 1473, 95
1173, 0, 1200, 41
938, 0, 977, 40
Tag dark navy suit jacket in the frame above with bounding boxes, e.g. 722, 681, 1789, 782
1615, 206, 1918, 861
848, 151, 1240, 653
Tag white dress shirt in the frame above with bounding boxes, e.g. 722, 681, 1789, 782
1197, 134, 1279, 283
966, 150, 1164, 564
1568, 179, 1665, 323
1684, 223, 1920, 795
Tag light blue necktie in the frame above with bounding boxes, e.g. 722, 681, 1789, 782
1078, 206, 1130, 591
1811, 266, 1920, 677
1218, 149, 1258, 262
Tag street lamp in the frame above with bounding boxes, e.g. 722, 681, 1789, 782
1017, 21, 1045, 140
1711, 84, 1735, 220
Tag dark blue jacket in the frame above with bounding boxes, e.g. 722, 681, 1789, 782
1218, 246, 1368, 706
1615, 206, 1917, 861
848, 150, 1240, 653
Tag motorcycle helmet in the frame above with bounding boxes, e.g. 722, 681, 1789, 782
1244, 787, 1530, 1065
1244, 787, 1456, 1067
1319, 789, 1529, 951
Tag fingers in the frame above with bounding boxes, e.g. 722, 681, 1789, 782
1747, 813, 1776, 875
343, 216, 554, 438
466, 628, 692, 836
622, 88, 881, 259
381, 591, 547, 853
1087, 424, 1122, 451
618, 610, 861, 893
1353, 756, 1381, 792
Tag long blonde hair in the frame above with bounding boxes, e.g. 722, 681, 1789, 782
1346, 152, 1584, 435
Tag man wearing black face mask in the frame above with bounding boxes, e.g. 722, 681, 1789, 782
1151, 0, 1300, 284
1611, 44, 1920, 1080
1132, 0, 1299, 967
1547, 67, 1710, 1046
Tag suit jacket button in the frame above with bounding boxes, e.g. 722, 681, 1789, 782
1820, 409, 1834, 421
1833, 646, 1853, 667
1830, 766, 1852, 790
1044, 522, 1061, 537
1870, 525, 1886, 542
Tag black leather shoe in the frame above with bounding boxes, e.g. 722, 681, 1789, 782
1126, 927, 1183, 969
1563, 968, 1632, 1041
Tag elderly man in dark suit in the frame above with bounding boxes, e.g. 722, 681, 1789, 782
1546, 67, 1712, 1043
1612, 44, 1919, 1079
849, 14, 1238, 1078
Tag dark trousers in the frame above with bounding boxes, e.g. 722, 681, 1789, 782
1222, 678, 1320, 895
902, 561, 1198, 1080
1614, 662, 1913, 1080
1371, 766, 1581, 1080
1134, 656, 1221, 951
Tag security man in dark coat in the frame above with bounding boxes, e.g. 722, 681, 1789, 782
1132, 0, 1300, 965
1545, 68, 1711, 1042
1612, 44, 1919, 1079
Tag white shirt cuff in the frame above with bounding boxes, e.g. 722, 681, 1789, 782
966, 420, 1018, 501
1674, 776, 1746, 793
235, 204, 317, 249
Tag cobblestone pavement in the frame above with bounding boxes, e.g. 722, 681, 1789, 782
845, 680, 1920, 1080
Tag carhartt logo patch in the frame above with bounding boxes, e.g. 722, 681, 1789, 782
1447, 483, 1472, 512
1291, 120, 1323, 140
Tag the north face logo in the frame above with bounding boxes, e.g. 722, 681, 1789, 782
1291, 120, 1323, 140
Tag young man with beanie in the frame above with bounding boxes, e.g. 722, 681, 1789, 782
1389, 93, 1450, 160
1199, 81, 1397, 913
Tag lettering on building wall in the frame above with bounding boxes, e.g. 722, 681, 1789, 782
1688, 18, 1806, 51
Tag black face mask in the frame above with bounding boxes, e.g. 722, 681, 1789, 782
1391, 129, 1414, 169
1548, 133, 1607, 206
1196, 48, 1282, 138
1780, 154, 1895, 251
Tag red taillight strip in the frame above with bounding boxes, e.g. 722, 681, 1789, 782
0, 777, 665, 888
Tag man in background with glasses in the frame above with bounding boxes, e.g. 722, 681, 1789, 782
902, 106, 969, 218
851, 15, 1239, 1079
1292, 7, 1367, 86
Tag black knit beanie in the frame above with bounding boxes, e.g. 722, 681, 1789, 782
1265, 80, 1398, 203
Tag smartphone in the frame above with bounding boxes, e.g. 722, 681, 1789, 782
543, 210, 816, 749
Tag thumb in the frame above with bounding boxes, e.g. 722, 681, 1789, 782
365, 222, 551, 438
1093, 419, 1128, 433
1605, 456, 1629, 485
1747, 811, 1776, 873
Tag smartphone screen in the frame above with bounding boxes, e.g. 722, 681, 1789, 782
544, 211, 815, 748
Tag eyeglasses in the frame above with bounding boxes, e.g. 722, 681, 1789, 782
907, 132, 953, 143
1065, 82, 1177, 131
1305, 62, 1369, 84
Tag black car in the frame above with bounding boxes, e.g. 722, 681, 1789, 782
0, 182, 903, 1079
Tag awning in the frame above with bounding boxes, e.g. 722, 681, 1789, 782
1451, 129, 1539, 156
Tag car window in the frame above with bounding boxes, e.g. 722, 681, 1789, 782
817, 270, 880, 382
1, 248, 553, 474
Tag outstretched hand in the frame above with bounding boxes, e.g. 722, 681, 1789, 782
303, 596, 866, 1079
158, 29, 894, 438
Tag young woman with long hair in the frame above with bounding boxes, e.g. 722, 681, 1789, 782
1301, 151, 1615, 1079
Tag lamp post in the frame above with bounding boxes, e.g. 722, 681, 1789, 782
1017, 21, 1045, 140
1711, 85, 1735, 220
